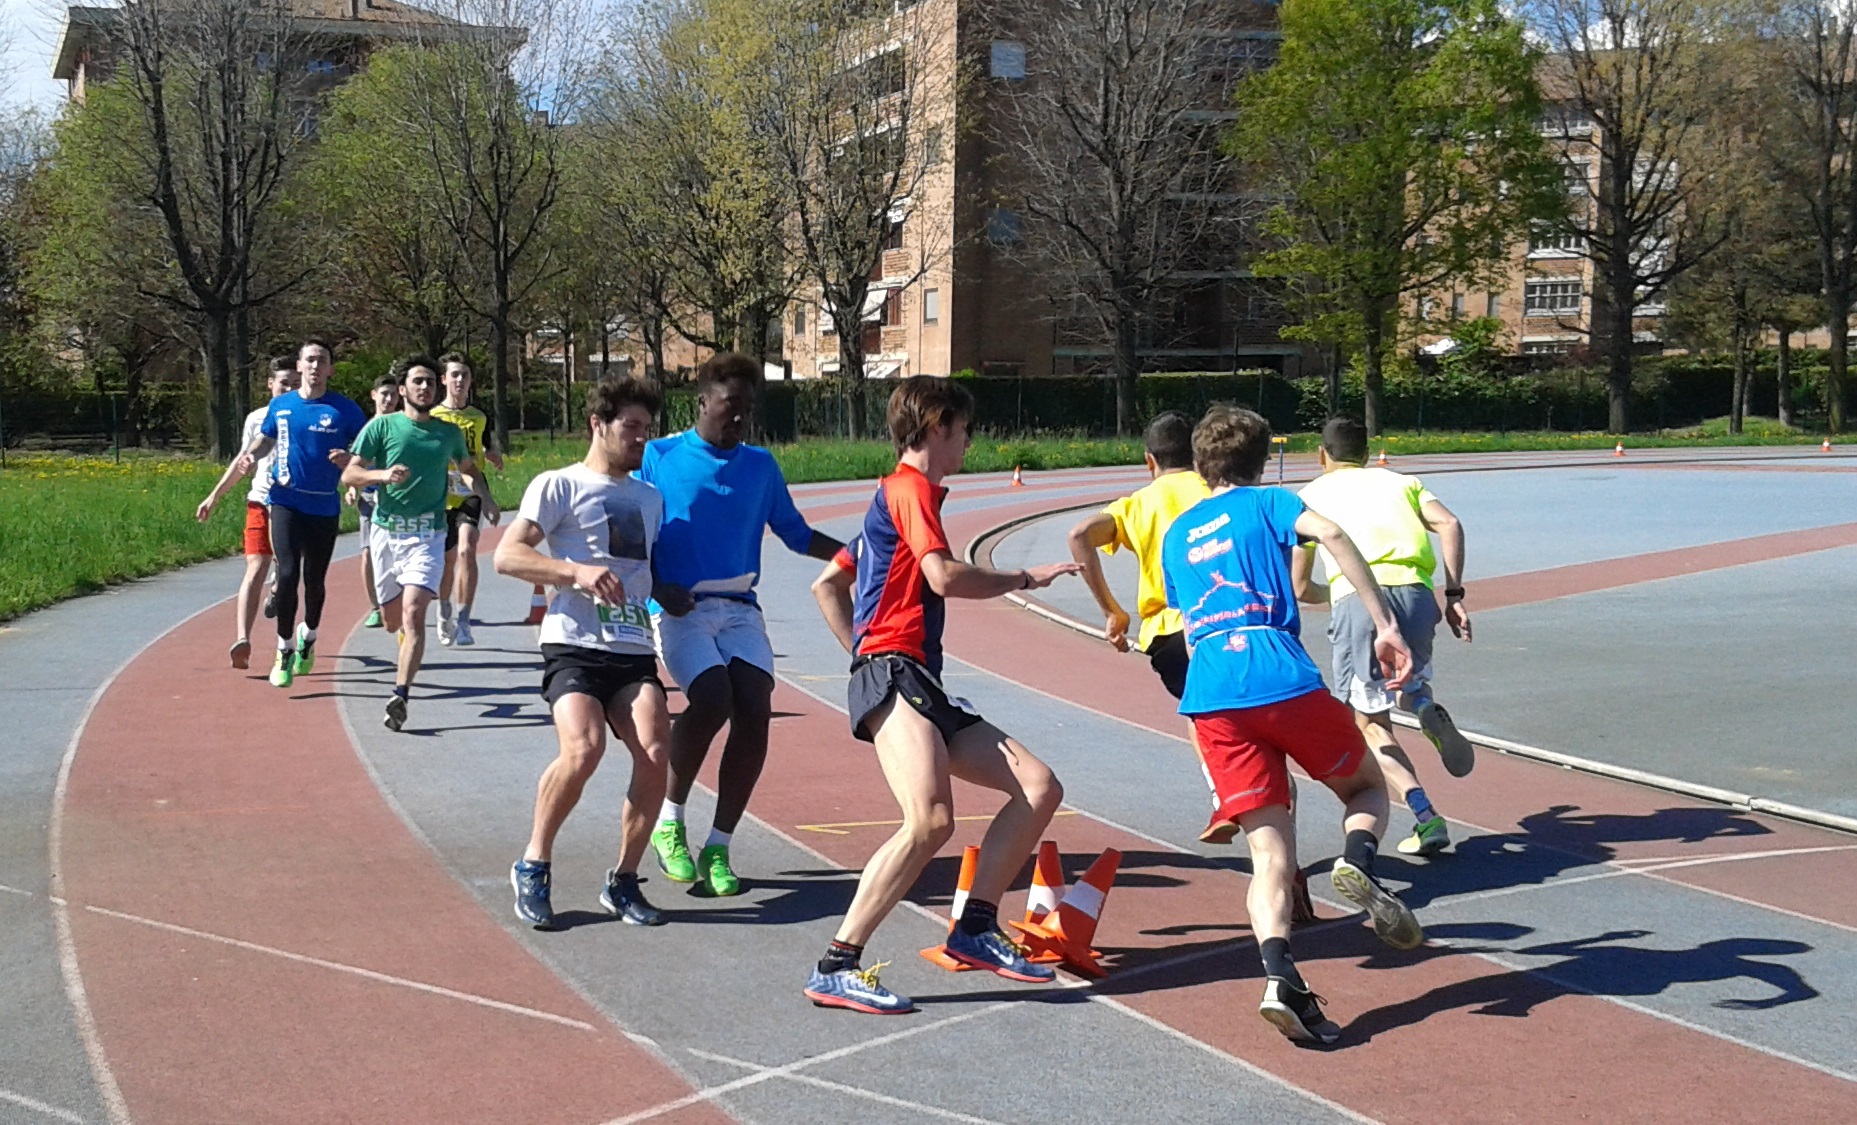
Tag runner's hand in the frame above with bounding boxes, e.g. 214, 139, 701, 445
656, 582, 695, 617
328, 449, 354, 469
231, 452, 256, 477
1022, 562, 1082, 589
383, 463, 411, 486
344, 487, 358, 507
483, 498, 502, 526
195, 497, 215, 523
1104, 608, 1131, 653
1445, 599, 1472, 643
1373, 626, 1415, 690
571, 563, 625, 605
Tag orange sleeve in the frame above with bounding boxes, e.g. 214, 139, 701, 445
886, 475, 949, 560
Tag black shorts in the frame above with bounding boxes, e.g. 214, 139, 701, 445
540, 644, 664, 709
848, 653, 984, 744
444, 496, 484, 551
1146, 631, 1188, 702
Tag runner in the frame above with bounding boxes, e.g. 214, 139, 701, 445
495, 376, 683, 930
1160, 404, 1424, 1045
341, 354, 485, 731
1293, 415, 1475, 857
352, 374, 403, 629
640, 352, 844, 897
810, 536, 861, 652
433, 353, 503, 647
195, 358, 298, 669
805, 376, 1080, 1015
232, 339, 368, 689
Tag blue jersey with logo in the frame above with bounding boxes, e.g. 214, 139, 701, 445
1162, 486, 1323, 715
638, 429, 814, 602
261, 390, 367, 517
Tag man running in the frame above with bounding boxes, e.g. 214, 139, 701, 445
433, 353, 503, 647
1293, 416, 1474, 857
196, 357, 299, 669
233, 339, 368, 689
341, 355, 484, 731
640, 352, 843, 897
353, 374, 402, 629
495, 377, 685, 930
1161, 405, 1423, 1045
805, 376, 1079, 1015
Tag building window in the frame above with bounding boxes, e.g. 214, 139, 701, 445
923, 126, 945, 167
1522, 339, 1576, 355
1486, 292, 1501, 318
882, 290, 904, 327
1524, 280, 1582, 316
820, 306, 837, 335
1529, 222, 1585, 256
923, 288, 940, 324
1451, 292, 1466, 318
990, 41, 1026, 80
794, 306, 806, 336
883, 215, 905, 250
987, 207, 1024, 247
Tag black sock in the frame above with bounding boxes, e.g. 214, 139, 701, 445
1343, 829, 1379, 871
958, 898, 999, 937
392, 685, 410, 700
1260, 937, 1306, 990
819, 940, 863, 974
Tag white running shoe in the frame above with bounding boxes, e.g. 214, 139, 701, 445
436, 617, 456, 647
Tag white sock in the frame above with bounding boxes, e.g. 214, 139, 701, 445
440, 600, 453, 621
659, 800, 684, 824
705, 828, 732, 849
299, 627, 316, 644
277, 636, 293, 652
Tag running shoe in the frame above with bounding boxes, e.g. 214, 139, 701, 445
1330, 858, 1424, 950
1259, 976, 1341, 1045
453, 619, 476, 647
229, 639, 251, 670
1200, 814, 1241, 845
364, 608, 383, 629
262, 591, 276, 619
1417, 701, 1475, 778
943, 927, 1057, 983
436, 617, 456, 647
268, 650, 293, 688
383, 694, 408, 732
600, 870, 666, 926
510, 859, 557, 930
804, 962, 913, 1014
697, 844, 741, 896
292, 623, 316, 676
1397, 816, 1451, 857
651, 822, 697, 883
1290, 868, 1319, 926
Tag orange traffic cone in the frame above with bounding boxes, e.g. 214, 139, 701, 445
1822, 438, 1833, 453
1024, 840, 1064, 926
1377, 449, 1388, 466
526, 585, 548, 625
1008, 847, 1120, 978
1010, 465, 1025, 487
920, 845, 980, 971
1613, 442, 1625, 457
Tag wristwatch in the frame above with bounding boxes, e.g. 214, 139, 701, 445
1444, 586, 1466, 600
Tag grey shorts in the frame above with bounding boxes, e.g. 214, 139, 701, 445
1328, 583, 1438, 714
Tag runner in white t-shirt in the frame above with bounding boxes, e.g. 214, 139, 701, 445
493, 376, 694, 930
195, 359, 298, 669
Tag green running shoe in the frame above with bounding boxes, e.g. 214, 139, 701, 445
268, 650, 294, 688
292, 623, 316, 676
698, 844, 741, 897
1396, 816, 1451, 856
651, 821, 697, 883
364, 608, 384, 628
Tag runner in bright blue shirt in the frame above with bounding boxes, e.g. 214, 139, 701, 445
641, 423, 815, 602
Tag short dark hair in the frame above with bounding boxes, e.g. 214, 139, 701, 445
1192, 404, 1273, 487
373, 374, 401, 392
397, 352, 440, 384
438, 351, 469, 371
695, 352, 762, 395
299, 337, 336, 362
270, 355, 296, 375
887, 375, 975, 454
1321, 416, 1369, 464
1143, 411, 1194, 470
588, 375, 662, 422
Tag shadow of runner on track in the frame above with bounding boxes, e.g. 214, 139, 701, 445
1518, 803, 1772, 849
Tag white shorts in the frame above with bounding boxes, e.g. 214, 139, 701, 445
372, 528, 445, 604
653, 597, 776, 689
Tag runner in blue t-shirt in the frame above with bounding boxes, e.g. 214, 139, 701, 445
1161, 404, 1423, 1046
636, 353, 843, 897
234, 338, 367, 687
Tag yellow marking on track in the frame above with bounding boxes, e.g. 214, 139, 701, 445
797, 809, 1078, 835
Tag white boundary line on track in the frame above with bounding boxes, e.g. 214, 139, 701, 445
0, 1087, 88, 1124
0, 883, 34, 896
689, 1048, 1013, 1125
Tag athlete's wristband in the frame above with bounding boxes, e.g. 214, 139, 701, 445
1444, 586, 1466, 599
1020, 570, 1033, 590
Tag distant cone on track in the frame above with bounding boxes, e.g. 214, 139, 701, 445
1010, 465, 1025, 487
527, 585, 548, 625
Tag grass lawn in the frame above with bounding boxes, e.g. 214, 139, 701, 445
0, 417, 1831, 624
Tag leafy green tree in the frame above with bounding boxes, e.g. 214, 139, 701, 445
1235, 0, 1562, 436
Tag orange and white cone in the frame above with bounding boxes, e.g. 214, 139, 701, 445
1024, 840, 1064, 926
1010, 465, 1025, 487
1822, 438, 1833, 453
921, 845, 980, 971
526, 584, 548, 625
1377, 449, 1388, 466
1614, 441, 1625, 457
1008, 847, 1120, 978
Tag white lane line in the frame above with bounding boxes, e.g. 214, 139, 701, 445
597, 1003, 1016, 1125
0, 883, 34, 896
690, 1050, 1011, 1125
0, 1087, 88, 1124
80, 905, 596, 1032
1608, 844, 1857, 867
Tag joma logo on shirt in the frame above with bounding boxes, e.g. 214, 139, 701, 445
1186, 513, 1230, 543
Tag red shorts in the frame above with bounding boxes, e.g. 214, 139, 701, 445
1192, 689, 1368, 821
243, 501, 272, 557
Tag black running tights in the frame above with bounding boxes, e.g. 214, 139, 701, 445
268, 506, 339, 643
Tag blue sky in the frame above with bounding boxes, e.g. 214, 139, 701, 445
2, 0, 68, 108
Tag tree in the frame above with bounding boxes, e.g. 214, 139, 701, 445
1522, 0, 1739, 433
1237, 0, 1561, 436
986, 0, 1250, 435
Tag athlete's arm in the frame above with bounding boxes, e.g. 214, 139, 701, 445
494, 517, 624, 604
1290, 544, 1330, 606
456, 455, 500, 524
1293, 508, 1413, 688
340, 455, 408, 490
195, 455, 253, 522
919, 550, 1080, 600
230, 432, 275, 478
811, 558, 857, 654
804, 530, 844, 562
483, 429, 505, 472
1420, 497, 1470, 642
650, 556, 694, 617
1065, 512, 1133, 652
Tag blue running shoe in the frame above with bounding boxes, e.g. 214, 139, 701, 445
944, 927, 1057, 983
600, 870, 665, 926
804, 962, 913, 1014
510, 859, 557, 930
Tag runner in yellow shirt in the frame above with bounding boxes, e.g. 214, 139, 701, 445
433, 353, 504, 646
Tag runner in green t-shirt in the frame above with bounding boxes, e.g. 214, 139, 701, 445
434, 354, 504, 647
343, 355, 487, 732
